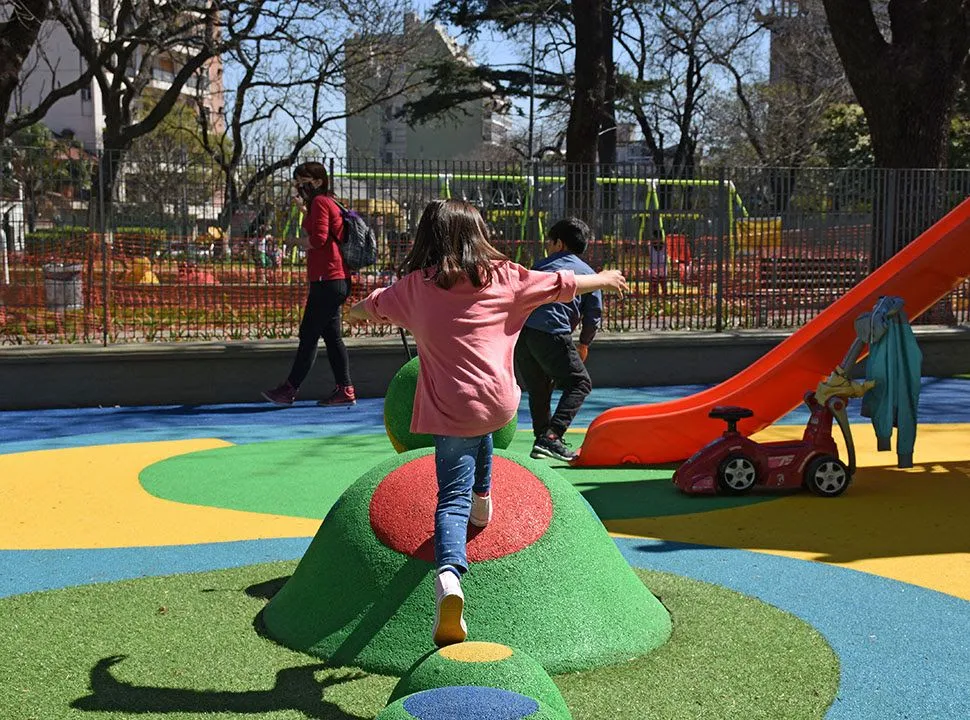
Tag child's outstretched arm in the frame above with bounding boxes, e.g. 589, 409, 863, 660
574, 269, 629, 296
346, 299, 373, 324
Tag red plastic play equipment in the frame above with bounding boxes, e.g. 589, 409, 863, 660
672, 395, 851, 496
573, 198, 970, 466
671, 295, 903, 496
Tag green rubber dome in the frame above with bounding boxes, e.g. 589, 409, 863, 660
376, 686, 567, 720
390, 642, 571, 717
384, 356, 518, 452
260, 449, 672, 675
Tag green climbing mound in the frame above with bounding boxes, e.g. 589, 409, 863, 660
376, 687, 566, 719
384, 357, 517, 452
260, 448, 672, 675
390, 642, 570, 717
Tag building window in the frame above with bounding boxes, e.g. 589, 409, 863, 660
80, 87, 92, 101
153, 56, 176, 83
383, 129, 393, 145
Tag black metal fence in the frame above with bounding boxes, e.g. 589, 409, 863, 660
1, 149, 968, 345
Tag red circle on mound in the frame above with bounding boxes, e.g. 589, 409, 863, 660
369, 455, 553, 562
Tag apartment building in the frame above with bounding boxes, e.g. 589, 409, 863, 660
10, 0, 225, 151
345, 12, 512, 167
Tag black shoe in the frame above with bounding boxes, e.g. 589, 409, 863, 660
530, 433, 577, 462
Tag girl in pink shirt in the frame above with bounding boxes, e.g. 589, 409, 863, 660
348, 199, 628, 647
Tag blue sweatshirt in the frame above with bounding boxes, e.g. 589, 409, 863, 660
524, 251, 602, 344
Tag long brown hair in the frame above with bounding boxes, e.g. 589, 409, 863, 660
401, 199, 507, 289
293, 161, 331, 198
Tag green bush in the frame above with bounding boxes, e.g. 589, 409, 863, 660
23, 226, 91, 256
23, 225, 169, 257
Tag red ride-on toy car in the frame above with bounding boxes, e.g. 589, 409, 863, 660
672, 295, 905, 497
672, 391, 861, 497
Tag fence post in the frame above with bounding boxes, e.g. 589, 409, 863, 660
714, 167, 727, 333
872, 168, 897, 271
99, 150, 109, 346
530, 158, 539, 244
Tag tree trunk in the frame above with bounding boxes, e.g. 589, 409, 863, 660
566, 0, 607, 221
89, 149, 124, 232
821, 1, 969, 273
871, 168, 951, 267
821, 0, 970, 169
597, 0, 618, 236
0, 0, 50, 128
597, 0, 617, 168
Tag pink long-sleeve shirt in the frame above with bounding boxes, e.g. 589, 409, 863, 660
365, 261, 578, 437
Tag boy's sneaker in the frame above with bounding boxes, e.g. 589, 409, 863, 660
469, 492, 492, 528
261, 381, 297, 406
531, 432, 577, 462
432, 570, 467, 647
318, 384, 356, 406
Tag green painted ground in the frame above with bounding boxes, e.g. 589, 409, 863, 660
0, 563, 838, 720
140, 433, 780, 521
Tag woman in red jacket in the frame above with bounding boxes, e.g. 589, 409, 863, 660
262, 162, 356, 406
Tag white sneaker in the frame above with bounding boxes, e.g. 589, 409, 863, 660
469, 492, 493, 528
432, 571, 468, 647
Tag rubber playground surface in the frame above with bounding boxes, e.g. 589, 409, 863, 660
2, 378, 970, 719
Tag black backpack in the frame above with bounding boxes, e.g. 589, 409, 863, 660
334, 200, 378, 271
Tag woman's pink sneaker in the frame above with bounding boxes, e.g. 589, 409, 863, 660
317, 385, 356, 406
261, 381, 297, 406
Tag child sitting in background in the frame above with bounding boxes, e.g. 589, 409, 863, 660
347, 199, 628, 647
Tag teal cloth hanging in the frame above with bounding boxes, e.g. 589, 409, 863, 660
861, 308, 922, 468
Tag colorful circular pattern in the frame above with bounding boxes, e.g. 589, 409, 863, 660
393, 687, 554, 720
369, 455, 553, 563
389, 641, 570, 716
439, 641, 514, 662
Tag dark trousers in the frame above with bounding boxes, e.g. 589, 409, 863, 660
515, 326, 591, 438
287, 279, 352, 389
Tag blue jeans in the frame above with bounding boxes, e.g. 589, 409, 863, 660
433, 433, 493, 575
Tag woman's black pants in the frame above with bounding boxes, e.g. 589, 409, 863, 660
287, 279, 352, 388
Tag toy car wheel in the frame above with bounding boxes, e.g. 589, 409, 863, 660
716, 454, 758, 494
804, 455, 851, 497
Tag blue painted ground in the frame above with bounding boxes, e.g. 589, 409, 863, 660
617, 539, 970, 720
0, 539, 312, 599
2, 377, 969, 453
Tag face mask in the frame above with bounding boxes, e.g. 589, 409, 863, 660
295, 180, 315, 199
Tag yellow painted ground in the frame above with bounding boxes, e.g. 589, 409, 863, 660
608, 423, 970, 600
3, 425, 968, 600
0, 440, 320, 550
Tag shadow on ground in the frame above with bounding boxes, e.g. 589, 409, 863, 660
72, 655, 367, 719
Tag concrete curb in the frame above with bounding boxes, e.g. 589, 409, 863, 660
1, 327, 967, 410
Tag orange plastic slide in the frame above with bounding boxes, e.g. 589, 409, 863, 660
573, 196, 970, 466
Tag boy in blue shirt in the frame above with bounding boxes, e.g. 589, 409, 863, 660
515, 217, 602, 462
